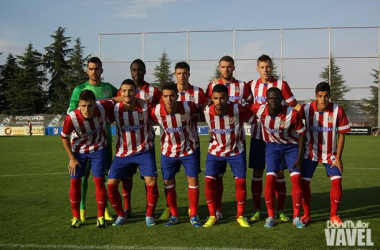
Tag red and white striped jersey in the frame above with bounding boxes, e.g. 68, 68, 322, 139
177, 84, 208, 148
177, 84, 208, 104
248, 78, 298, 139
117, 81, 161, 105
206, 78, 253, 104
202, 102, 253, 157
111, 98, 154, 157
60, 101, 114, 153
250, 104, 306, 144
300, 101, 351, 164
150, 101, 198, 157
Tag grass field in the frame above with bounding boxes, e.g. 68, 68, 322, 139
0, 135, 379, 250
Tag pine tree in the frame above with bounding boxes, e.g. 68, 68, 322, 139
44, 27, 72, 113
209, 63, 221, 81
0, 54, 21, 113
4, 43, 47, 114
361, 69, 379, 127
65, 38, 90, 92
153, 50, 173, 89
320, 55, 350, 110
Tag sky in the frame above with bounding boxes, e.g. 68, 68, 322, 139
1, 0, 380, 100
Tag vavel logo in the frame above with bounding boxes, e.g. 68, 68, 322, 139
325, 220, 374, 247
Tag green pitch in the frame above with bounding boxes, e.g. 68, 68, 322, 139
0, 135, 379, 250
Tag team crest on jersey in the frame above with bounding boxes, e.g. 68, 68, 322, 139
328, 115, 334, 123
104, 89, 110, 96
229, 117, 235, 124
235, 86, 240, 92
279, 120, 285, 129
144, 93, 150, 100
180, 115, 186, 122
138, 112, 144, 121
189, 96, 194, 101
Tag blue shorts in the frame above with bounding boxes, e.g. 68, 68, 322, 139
265, 143, 299, 174
205, 151, 247, 178
71, 148, 107, 179
108, 149, 157, 179
161, 152, 201, 180
249, 138, 266, 170
301, 158, 342, 179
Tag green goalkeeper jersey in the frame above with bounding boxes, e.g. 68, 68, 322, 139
68, 81, 118, 143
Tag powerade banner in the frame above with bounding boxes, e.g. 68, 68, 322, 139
0, 114, 64, 127
346, 127, 371, 135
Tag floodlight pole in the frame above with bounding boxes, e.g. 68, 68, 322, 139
329, 27, 332, 85
142, 33, 145, 61
280, 29, 283, 80
187, 31, 190, 63
98, 34, 101, 59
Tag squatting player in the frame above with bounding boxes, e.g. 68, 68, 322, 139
158, 61, 208, 221
248, 87, 306, 228
150, 82, 202, 227
61, 90, 115, 228
201, 84, 253, 228
300, 82, 351, 226
248, 54, 301, 222
68, 57, 118, 222
205, 55, 253, 220
118, 59, 161, 219
107, 79, 159, 227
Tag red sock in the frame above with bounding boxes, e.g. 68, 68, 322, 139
188, 185, 199, 217
235, 178, 247, 218
275, 178, 286, 212
290, 174, 302, 218
107, 183, 124, 217
251, 177, 263, 211
330, 177, 342, 217
69, 178, 81, 219
122, 178, 133, 210
215, 176, 224, 212
205, 177, 216, 217
94, 177, 107, 218
264, 174, 276, 218
164, 184, 178, 217
146, 184, 158, 217
301, 179, 311, 216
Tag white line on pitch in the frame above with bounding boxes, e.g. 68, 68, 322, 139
0, 244, 262, 250
0, 172, 67, 177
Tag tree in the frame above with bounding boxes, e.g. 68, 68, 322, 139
320, 55, 350, 110
44, 27, 72, 113
0, 54, 21, 113
4, 43, 47, 114
153, 50, 173, 89
209, 63, 221, 81
361, 69, 379, 127
65, 38, 90, 92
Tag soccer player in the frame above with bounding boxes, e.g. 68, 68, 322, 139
158, 61, 208, 221
68, 57, 118, 222
201, 84, 253, 228
61, 90, 114, 228
205, 55, 253, 220
119, 59, 162, 219
248, 87, 306, 228
150, 82, 202, 227
106, 79, 159, 227
248, 54, 301, 222
300, 82, 351, 225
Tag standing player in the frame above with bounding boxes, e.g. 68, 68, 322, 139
120, 59, 162, 219
28, 121, 32, 136
68, 57, 118, 222
150, 82, 202, 227
158, 61, 208, 221
106, 79, 159, 227
201, 84, 253, 228
205, 55, 253, 220
300, 82, 351, 225
61, 90, 114, 228
248, 54, 301, 222
248, 87, 306, 228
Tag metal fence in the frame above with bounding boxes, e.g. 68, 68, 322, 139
98, 26, 380, 126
